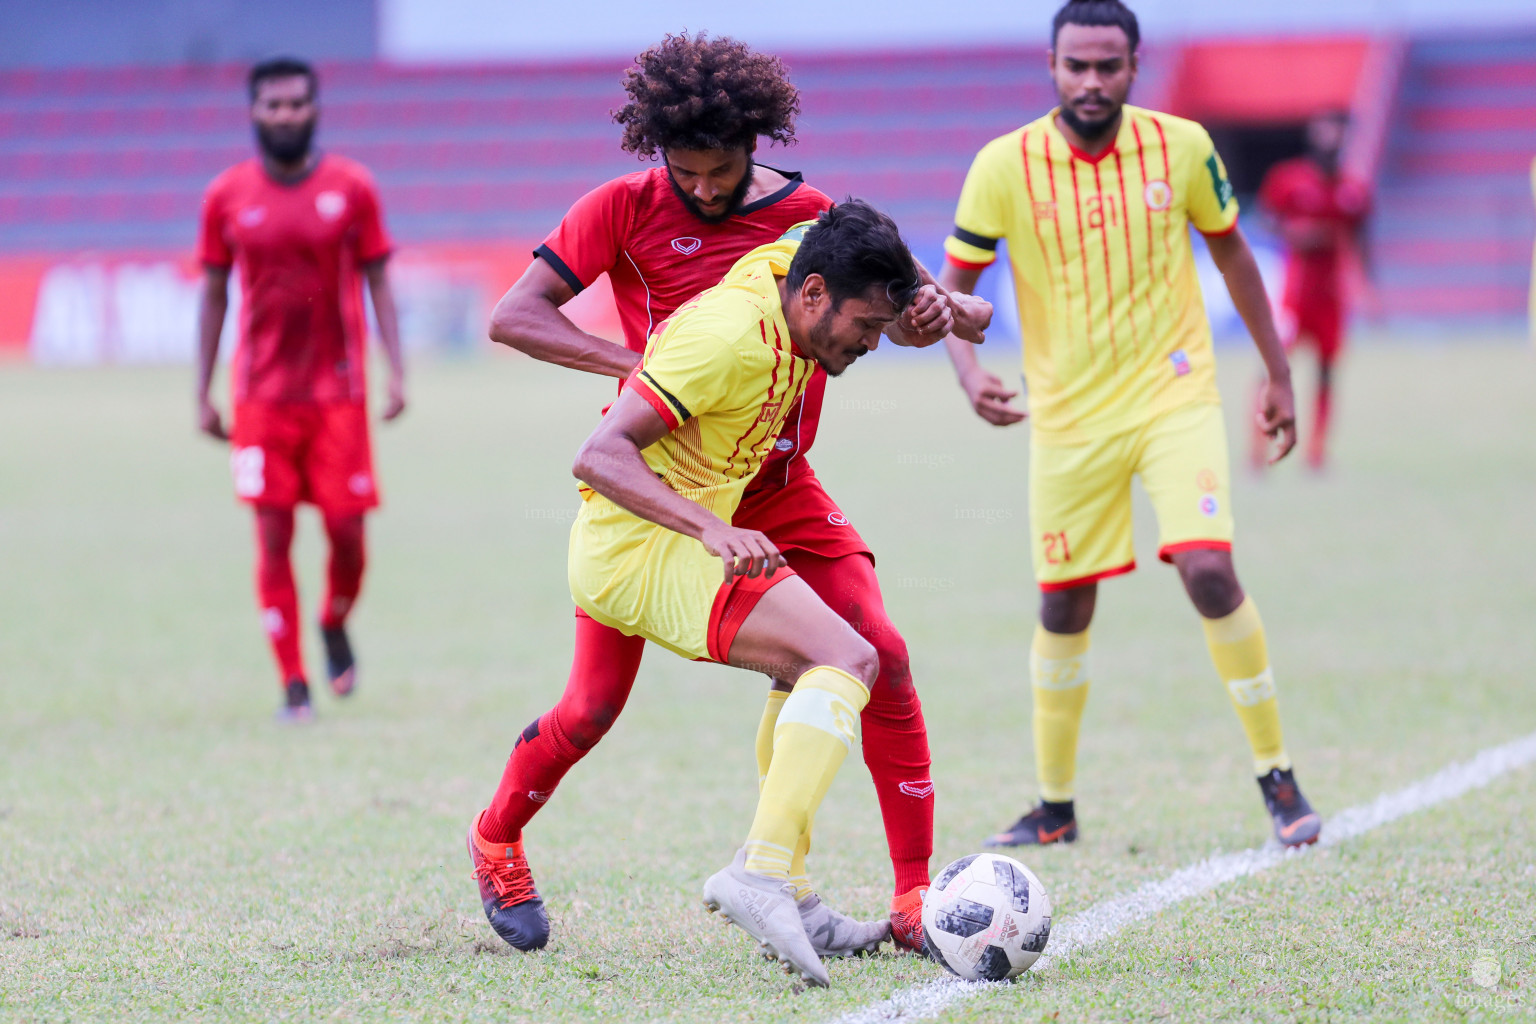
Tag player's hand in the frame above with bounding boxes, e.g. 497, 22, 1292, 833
960, 366, 1026, 426
197, 398, 229, 441
382, 375, 406, 422
947, 291, 993, 345
889, 285, 955, 348
1256, 375, 1297, 464
699, 522, 786, 582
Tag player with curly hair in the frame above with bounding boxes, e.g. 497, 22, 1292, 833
465, 32, 986, 959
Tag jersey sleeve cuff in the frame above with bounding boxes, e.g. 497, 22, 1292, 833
944, 236, 998, 270
625, 369, 687, 430
534, 244, 586, 295
1198, 220, 1239, 238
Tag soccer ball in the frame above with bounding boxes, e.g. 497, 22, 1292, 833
921, 853, 1052, 980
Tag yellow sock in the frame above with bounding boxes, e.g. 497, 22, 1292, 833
744, 667, 868, 880
1032, 626, 1091, 803
754, 688, 814, 899
1202, 597, 1290, 774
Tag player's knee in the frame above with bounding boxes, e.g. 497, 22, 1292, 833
1182, 562, 1243, 618
1040, 585, 1095, 634
556, 696, 620, 750
867, 628, 913, 699
840, 635, 880, 692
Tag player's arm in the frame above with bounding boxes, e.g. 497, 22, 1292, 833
488, 259, 639, 379
363, 258, 406, 421
1204, 227, 1296, 463
938, 260, 1026, 426
573, 390, 784, 581
194, 265, 231, 440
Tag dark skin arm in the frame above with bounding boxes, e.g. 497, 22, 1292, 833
573, 389, 785, 582
1204, 226, 1296, 463
194, 265, 232, 440
938, 261, 1027, 426
489, 258, 640, 379
363, 258, 407, 421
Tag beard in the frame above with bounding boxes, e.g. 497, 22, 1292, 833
808, 306, 866, 378
666, 157, 755, 224
255, 120, 315, 165
1058, 99, 1120, 141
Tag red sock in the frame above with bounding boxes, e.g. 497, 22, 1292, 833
254, 506, 304, 685
320, 513, 366, 629
788, 550, 934, 895
1309, 374, 1333, 467
479, 612, 646, 843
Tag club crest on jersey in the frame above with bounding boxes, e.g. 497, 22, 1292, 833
671, 236, 702, 255
315, 190, 347, 221
1196, 469, 1218, 493
1032, 201, 1057, 221
237, 206, 267, 227
1144, 179, 1173, 211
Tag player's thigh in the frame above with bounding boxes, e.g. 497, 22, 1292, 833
1136, 402, 1235, 560
307, 402, 378, 514
1029, 430, 1136, 589
727, 573, 877, 689
229, 402, 304, 508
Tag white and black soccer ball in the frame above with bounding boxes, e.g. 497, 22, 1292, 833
921, 853, 1052, 980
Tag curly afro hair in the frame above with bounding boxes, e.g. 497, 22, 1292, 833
613, 33, 800, 158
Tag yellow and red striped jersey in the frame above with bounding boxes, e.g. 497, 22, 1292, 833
945, 104, 1238, 442
619, 227, 816, 521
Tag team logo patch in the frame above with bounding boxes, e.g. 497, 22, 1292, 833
1144, 179, 1173, 211
348, 472, 374, 496
671, 236, 702, 255
898, 780, 935, 799
1032, 201, 1057, 221
315, 190, 347, 221
237, 205, 267, 227
1169, 349, 1191, 377
527, 790, 552, 803
827, 512, 850, 527
1199, 495, 1219, 517
1196, 469, 1218, 493
774, 437, 794, 451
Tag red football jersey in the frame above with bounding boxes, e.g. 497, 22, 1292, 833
537, 166, 832, 492
198, 154, 393, 404
1258, 157, 1370, 308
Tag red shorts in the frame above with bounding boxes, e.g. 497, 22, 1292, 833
229, 401, 379, 514
1281, 298, 1345, 362
735, 463, 872, 563
704, 566, 798, 664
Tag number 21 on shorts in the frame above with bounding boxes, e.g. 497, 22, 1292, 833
1042, 530, 1071, 565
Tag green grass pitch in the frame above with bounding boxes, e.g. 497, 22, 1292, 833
2, 340, 1534, 1022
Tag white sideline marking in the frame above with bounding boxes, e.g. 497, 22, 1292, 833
827, 730, 1536, 1024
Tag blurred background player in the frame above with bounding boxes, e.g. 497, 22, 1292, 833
194, 57, 406, 720
1253, 109, 1372, 471
568, 202, 924, 987
939, 0, 1322, 849
465, 33, 976, 956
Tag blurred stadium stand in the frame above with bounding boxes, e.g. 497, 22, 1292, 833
1, 27, 1532, 358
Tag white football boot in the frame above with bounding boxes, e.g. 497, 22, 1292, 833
702, 849, 830, 987
797, 893, 891, 958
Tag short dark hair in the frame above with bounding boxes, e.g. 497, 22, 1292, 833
786, 201, 920, 314
1052, 0, 1140, 53
249, 57, 317, 103
613, 32, 799, 157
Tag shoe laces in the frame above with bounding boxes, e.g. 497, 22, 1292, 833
474, 845, 538, 905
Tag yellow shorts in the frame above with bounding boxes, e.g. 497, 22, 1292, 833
568, 494, 793, 662
1030, 401, 1234, 590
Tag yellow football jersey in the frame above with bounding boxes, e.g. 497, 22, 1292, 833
594, 226, 815, 522
945, 104, 1238, 443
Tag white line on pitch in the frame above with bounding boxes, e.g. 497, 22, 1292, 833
826, 730, 1536, 1024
